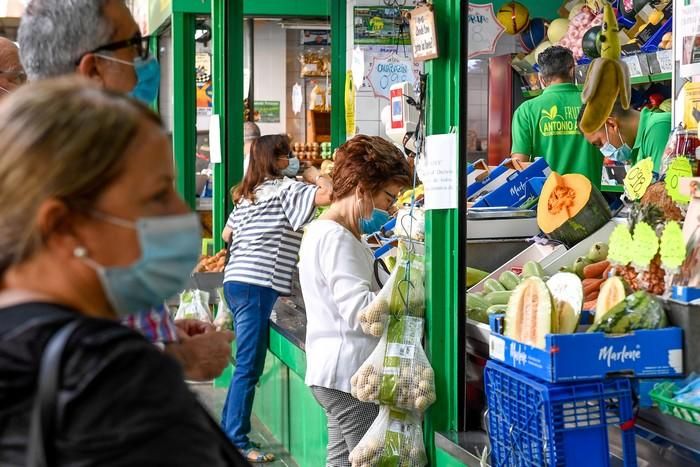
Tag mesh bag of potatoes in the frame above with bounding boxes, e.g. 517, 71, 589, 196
351, 316, 436, 414
349, 406, 428, 467
358, 246, 425, 337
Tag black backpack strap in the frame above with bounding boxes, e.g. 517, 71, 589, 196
27, 319, 81, 467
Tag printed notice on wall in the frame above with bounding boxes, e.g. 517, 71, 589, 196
409, 5, 439, 61
422, 133, 458, 210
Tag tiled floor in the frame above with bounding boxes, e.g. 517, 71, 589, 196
190, 382, 298, 467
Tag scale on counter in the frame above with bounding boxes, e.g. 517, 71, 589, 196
467, 207, 540, 240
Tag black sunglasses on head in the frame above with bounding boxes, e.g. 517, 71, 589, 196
79, 34, 152, 64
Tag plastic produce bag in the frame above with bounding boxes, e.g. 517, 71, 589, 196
213, 288, 233, 331
359, 245, 425, 337
352, 316, 436, 414
349, 406, 428, 467
175, 289, 213, 323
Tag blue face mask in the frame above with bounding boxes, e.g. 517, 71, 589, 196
359, 198, 392, 235
281, 156, 300, 177
75, 212, 201, 315
600, 124, 632, 163
96, 54, 160, 104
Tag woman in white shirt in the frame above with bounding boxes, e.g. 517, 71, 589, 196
298, 135, 411, 466
221, 134, 332, 463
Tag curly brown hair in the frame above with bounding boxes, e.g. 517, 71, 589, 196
332, 135, 411, 201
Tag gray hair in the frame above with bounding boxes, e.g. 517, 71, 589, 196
18, 0, 114, 80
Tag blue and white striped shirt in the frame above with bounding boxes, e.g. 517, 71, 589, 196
224, 178, 318, 295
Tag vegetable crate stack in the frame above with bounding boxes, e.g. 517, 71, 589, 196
349, 242, 433, 467
475, 172, 689, 466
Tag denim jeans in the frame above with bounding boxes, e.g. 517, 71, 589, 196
221, 281, 279, 449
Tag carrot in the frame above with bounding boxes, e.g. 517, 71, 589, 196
583, 260, 610, 279
583, 278, 605, 295
583, 299, 597, 311
584, 290, 599, 302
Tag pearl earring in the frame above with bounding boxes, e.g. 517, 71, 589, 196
73, 246, 88, 258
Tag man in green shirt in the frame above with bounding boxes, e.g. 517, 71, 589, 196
578, 101, 672, 174
511, 46, 603, 187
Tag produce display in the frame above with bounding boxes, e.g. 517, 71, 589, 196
504, 276, 553, 349
557, 5, 602, 61
536, 172, 611, 247
351, 316, 436, 413
588, 291, 668, 334
349, 407, 427, 467
195, 248, 227, 273
292, 141, 329, 161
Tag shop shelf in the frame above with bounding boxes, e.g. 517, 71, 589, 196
602, 184, 625, 193
649, 381, 700, 426
522, 71, 672, 98
484, 360, 637, 467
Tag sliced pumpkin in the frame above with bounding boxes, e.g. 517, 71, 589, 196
537, 172, 612, 247
505, 277, 553, 349
594, 276, 627, 324
546, 272, 583, 334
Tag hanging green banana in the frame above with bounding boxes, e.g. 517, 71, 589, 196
580, 2, 631, 134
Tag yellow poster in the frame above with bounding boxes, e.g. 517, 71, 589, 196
345, 71, 356, 136
683, 82, 700, 130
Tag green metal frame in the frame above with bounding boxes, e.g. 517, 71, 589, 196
423, 0, 463, 460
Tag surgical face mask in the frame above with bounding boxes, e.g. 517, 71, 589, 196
281, 156, 300, 177
358, 198, 392, 235
75, 212, 201, 315
97, 54, 160, 104
599, 124, 632, 163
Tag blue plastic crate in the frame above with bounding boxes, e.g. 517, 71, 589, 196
485, 360, 637, 467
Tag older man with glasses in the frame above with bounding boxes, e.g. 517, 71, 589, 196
0, 37, 26, 98
18, 0, 233, 384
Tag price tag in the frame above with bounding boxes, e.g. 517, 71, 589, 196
608, 224, 634, 265
622, 56, 643, 78
660, 221, 687, 269
624, 158, 654, 200
631, 222, 659, 268
665, 157, 693, 203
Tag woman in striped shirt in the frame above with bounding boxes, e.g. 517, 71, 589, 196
221, 134, 331, 462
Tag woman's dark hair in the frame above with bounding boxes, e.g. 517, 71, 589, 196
232, 134, 290, 203
332, 135, 411, 201
538, 46, 574, 83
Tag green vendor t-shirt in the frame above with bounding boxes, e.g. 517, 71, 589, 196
632, 108, 672, 174
511, 83, 603, 187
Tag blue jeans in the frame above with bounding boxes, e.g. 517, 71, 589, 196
221, 281, 279, 449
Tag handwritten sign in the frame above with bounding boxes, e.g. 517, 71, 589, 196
608, 224, 634, 265
366, 54, 416, 100
665, 157, 693, 203
660, 222, 686, 270
409, 5, 439, 61
422, 134, 458, 210
624, 158, 654, 200
467, 3, 505, 58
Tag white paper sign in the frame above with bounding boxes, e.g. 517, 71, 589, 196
422, 133, 458, 210
351, 47, 365, 90
208, 114, 222, 164
291, 83, 303, 115
366, 54, 416, 100
467, 3, 505, 58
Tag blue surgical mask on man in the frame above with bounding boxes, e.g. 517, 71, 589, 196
599, 123, 632, 163
75, 212, 201, 315
96, 54, 161, 104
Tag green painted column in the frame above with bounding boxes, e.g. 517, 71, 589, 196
211, 0, 244, 252
330, 0, 346, 146
423, 0, 463, 461
172, 11, 197, 209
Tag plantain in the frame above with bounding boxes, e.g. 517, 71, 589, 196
580, 3, 631, 134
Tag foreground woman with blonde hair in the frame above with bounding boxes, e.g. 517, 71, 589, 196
0, 78, 248, 466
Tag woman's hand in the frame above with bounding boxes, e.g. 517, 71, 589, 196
303, 166, 332, 206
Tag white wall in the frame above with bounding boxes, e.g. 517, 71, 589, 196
254, 20, 287, 135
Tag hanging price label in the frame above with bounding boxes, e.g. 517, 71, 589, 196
631, 222, 659, 268
624, 158, 654, 200
608, 224, 634, 265
665, 157, 693, 204
660, 221, 686, 270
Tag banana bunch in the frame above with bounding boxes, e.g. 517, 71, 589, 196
580, 3, 631, 134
